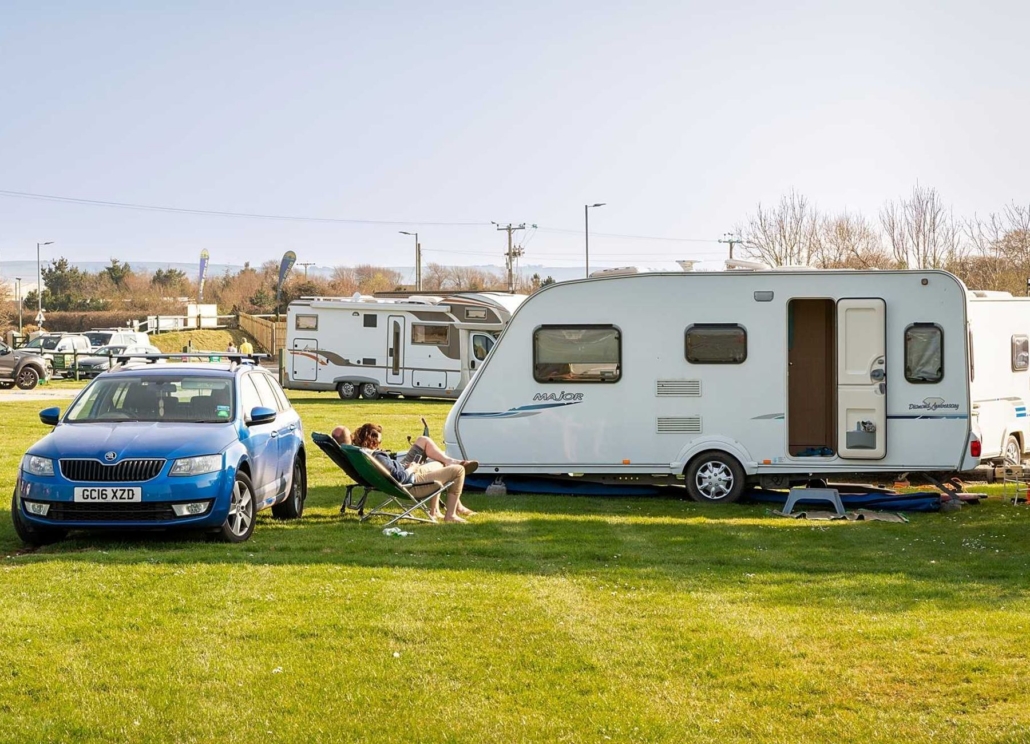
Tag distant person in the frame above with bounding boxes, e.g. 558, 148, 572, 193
239, 339, 254, 355
351, 422, 478, 523
226, 342, 238, 353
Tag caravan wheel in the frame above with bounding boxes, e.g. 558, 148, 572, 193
360, 383, 380, 400
686, 452, 745, 504
337, 382, 359, 400
1004, 435, 1023, 465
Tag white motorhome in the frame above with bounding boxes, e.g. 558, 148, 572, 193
967, 290, 1030, 464
285, 292, 525, 399
444, 268, 982, 502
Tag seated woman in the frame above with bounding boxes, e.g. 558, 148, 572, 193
351, 422, 477, 523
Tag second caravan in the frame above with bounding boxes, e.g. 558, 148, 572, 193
285, 292, 525, 399
444, 268, 982, 502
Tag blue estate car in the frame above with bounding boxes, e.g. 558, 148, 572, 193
12, 359, 307, 545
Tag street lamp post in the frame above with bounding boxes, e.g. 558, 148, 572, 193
399, 231, 421, 291
584, 203, 606, 278
15, 278, 22, 334
36, 241, 53, 323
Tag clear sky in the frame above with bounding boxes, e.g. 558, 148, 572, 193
2, 0, 1028, 279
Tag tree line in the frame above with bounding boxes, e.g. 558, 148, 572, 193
738, 184, 1030, 294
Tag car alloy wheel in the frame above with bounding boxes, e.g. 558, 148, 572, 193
272, 457, 305, 520
15, 367, 40, 390
219, 472, 256, 542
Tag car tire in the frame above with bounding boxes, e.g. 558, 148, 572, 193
1004, 435, 1023, 465
337, 382, 359, 400
15, 366, 40, 390
360, 382, 380, 400
10, 491, 67, 546
686, 451, 746, 504
217, 471, 257, 543
272, 456, 306, 520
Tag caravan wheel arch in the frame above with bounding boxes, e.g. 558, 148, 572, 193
675, 437, 754, 477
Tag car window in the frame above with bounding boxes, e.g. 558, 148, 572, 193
267, 376, 292, 411
66, 374, 235, 423
240, 376, 264, 419
248, 373, 280, 411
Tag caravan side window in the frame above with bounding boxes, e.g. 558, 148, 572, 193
685, 324, 747, 364
533, 325, 621, 383
295, 315, 317, 331
412, 324, 449, 345
905, 323, 943, 384
1012, 335, 1029, 372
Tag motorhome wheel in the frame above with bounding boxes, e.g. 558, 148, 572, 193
360, 383, 380, 400
337, 382, 359, 400
1004, 435, 1023, 465
686, 452, 745, 504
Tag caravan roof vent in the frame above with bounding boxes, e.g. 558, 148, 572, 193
724, 259, 769, 271
589, 266, 639, 278
676, 260, 699, 272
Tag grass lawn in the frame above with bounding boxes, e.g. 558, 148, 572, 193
1, 392, 1029, 743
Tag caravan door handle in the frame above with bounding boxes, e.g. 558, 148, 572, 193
870, 368, 886, 381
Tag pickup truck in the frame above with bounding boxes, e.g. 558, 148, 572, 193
0, 341, 52, 390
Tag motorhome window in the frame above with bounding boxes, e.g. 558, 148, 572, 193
472, 335, 494, 361
1013, 335, 1029, 371
685, 324, 747, 364
465, 308, 488, 320
533, 325, 621, 383
412, 324, 449, 345
295, 315, 318, 331
904, 324, 943, 383
363, 314, 378, 328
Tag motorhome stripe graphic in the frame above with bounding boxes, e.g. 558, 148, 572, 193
461, 401, 583, 419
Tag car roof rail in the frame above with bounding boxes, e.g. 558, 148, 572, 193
111, 352, 269, 369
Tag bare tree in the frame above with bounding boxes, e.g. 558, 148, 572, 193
880, 184, 960, 269
421, 263, 451, 291
813, 212, 891, 269
960, 202, 1030, 292
739, 190, 821, 266
329, 266, 359, 296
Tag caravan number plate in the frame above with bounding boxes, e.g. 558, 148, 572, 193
73, 487, 142, 502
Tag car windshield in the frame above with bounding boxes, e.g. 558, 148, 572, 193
85, 332, 113, 347
66, 375, 235, 423
26, 337, 60, 350
94, 345, 127, 357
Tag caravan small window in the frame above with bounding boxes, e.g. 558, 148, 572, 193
295, 315, 317, 331
363, 314, 378, 328
412, 324, 449, 345
1013, 335, 1029, 372
685, 324, 747, 364
905, 323, 943, 384
533, 325, 621, 383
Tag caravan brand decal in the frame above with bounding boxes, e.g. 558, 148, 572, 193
909, 397, 959, 412
461, 399, 584, 419
533, 392, 584, 403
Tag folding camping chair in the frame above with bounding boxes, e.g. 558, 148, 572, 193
311, 432, 373, 515
312, 433, 458, 527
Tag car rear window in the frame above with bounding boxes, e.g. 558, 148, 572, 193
66, 375, 235, 423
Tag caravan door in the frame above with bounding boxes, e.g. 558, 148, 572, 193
387, 315, 405, 385
836, 298, 887, 459
291, 337, 318, 382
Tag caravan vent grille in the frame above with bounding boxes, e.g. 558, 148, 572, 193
657, 417, 702, 434
656, 380, 701, 397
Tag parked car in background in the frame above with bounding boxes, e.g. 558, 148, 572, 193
22, 334, 92, 364
84, 329, 150, 350
68, 344, 165, 378
0, 340, 52, 390
12, 360, 307, 545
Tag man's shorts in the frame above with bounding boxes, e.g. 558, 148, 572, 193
398, 444, 427, 469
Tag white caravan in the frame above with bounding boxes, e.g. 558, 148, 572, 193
285, 293, 525, 399
444, 269, 982, 502
967, 290, 1030, 464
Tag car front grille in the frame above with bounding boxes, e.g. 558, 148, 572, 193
59, 459, 166, 482
44, 502, 178, 522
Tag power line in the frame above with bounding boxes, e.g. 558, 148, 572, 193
535, 226, 718, 243
0, 189, 489, 227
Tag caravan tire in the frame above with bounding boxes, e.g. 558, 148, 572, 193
1004, 435, 1023, 465
360, 383, 380, 400
686, 452, 745, 504
337, 382, 359, 400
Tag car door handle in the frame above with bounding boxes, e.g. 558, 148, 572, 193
270, 430, 278, 438
289, 424, 297, 431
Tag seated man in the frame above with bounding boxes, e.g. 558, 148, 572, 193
351, 422, 478, 523
331, 426, 352, 446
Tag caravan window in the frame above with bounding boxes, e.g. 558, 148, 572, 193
1013, 335, 1029, 371
904, 324, 943, 383
295, 315, 318, 331
685, 324, 747, 364
533, 325, 621, 383
363, 314, 378, 328
412, 324, 449, 345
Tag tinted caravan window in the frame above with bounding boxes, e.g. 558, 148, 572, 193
533, 325, 621, 383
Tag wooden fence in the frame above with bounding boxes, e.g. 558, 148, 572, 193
238, 313, 287, 355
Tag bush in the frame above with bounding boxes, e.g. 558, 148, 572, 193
40, 311, 144, 333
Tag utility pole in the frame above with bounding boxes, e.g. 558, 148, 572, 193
493, 222, 525, 293
297, 262, 316, 277
399, 232, 422, 291
719, 232, 742, 260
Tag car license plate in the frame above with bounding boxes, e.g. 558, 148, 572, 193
73, 487, 142, 502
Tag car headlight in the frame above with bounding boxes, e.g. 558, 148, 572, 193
22, 455, 55, 477
169, 455, 223, 476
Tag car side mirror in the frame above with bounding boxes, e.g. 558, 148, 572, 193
247, 406, 276, 425
40, 407, 60, 426
0, 347, 9, 356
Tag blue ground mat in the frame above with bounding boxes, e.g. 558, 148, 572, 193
464, 475, 942, 512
